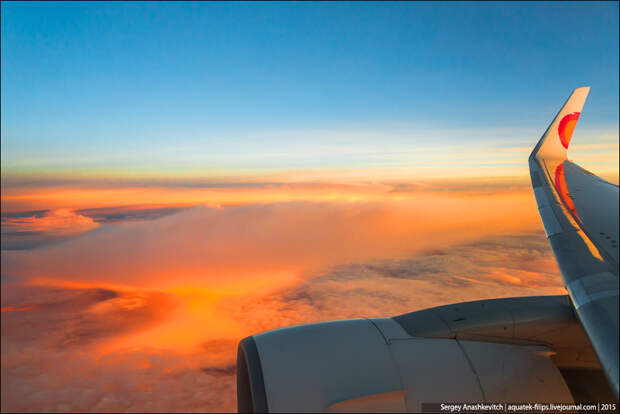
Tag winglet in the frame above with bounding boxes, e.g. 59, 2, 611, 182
530, 87, 590, 161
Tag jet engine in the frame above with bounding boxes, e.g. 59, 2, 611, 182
237, 296, 607, 413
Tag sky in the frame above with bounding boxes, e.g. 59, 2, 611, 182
1, 2, 619, 413
1, 1, 618, 178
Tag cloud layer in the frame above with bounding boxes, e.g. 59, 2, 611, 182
1, 231, 564, 413
2, 190, 542, 287
1, 209, 99, 250
1, 189, 566, 412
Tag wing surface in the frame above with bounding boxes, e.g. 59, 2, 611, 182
529, 87, 619, 399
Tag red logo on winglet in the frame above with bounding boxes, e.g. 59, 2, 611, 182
558, 112, 580, 149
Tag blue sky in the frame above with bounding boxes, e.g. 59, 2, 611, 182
1, 2, 618, 176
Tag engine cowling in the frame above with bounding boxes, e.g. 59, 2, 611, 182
237, 316, 574, 413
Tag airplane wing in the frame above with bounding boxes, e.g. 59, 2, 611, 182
528, 87, 619, 400
236, 89, 619, 413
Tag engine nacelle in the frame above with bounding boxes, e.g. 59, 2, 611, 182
237, 317, 574, 413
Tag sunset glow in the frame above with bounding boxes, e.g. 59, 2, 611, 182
2, 178, 574, 411
2, 2, 618, 412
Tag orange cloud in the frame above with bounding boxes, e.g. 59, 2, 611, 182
1, 305, 38, 313
1, 179, 569, 412
3, 192, 542, 289
1, 209, 100, 250
2, 232, 565, 413
1, 208, 98, 235
1, 177, 532, 213
2, 188, 547, 359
